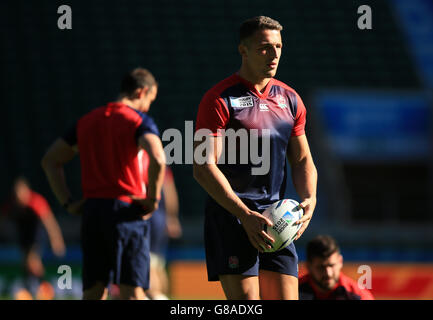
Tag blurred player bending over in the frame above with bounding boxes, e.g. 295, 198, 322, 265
41, 68, 166, 300
0, 177, 65, 299
193, 16, 317, 300
299, 235, 374, 300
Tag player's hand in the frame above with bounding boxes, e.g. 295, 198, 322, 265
51, 239, 66, 257
239, 210, 275, 253
166, 216, 182, 239
294, 197, 316, 241
128, 195, 159, 220
67, 199, 86, 216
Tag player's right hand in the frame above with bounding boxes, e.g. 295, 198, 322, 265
51, 239, 66, 257
166, 216, 182, 239
239, 210, 274, 253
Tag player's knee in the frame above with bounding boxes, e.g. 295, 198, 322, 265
239, 291, 259, 300
220, 276, 260, 300
230, 288, 260, 300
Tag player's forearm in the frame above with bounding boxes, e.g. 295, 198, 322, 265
41, 159, 73, 206
193, 163, 251, 219
146, 156, 166, 200
162, 182, 179, 218
291, 156, 318, 202
42, 214, 64, 244
41, 138, 77, 206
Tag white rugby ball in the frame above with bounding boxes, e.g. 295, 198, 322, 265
262, 199, 303, 252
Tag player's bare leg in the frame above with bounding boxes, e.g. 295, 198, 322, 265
83, 282, 108, 300
147, 266, 168, 299
158, 266, 170, 297
25, 249, 44, 278
219, 275, 260, 300
259, 269, 298, 300
147, 254, 170, 299
119, 284, 148, 300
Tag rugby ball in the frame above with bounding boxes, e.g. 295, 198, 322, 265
262, 199, 303, 252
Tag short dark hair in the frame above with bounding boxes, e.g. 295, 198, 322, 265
120, 68, 157, 98
306, 235, 340, 262
239, 16, 283, 44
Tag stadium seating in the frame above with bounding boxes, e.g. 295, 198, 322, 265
1, 0, 424, 240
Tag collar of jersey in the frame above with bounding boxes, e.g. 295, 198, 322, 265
234, 73, 274, 99
107, 102, 131, 108
107, 102, 142, 114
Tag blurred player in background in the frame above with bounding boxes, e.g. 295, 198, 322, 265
0, 177, 65, 299
41, 68, 166, 300
299, 235, 374, 300
146, 166, 182, 300
193, 16, 317, 300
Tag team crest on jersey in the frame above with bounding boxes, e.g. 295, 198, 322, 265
228, 256, 239, 269
230, 96, 254, 108
276, 94, 287, 109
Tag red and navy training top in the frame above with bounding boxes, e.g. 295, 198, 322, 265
195, 73, 306, 211
63, 102, 160, 202
299, 272, 375, 300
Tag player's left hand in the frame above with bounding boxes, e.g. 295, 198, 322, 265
67, 199, 86, 216
294, 197, 316, 241
129, 195, 159, 220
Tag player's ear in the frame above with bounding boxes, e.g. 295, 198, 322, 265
132, 88, 142, 99
137, 86, 149, 99
238, 43, 248, 58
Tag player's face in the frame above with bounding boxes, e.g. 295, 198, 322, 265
242, 29, 282, 79
307, 252, 343, 292
140, 85, 158, 113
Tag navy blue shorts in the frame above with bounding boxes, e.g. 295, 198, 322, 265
149, 208, 168, 257
204, 199, 298, 281
81, 199, 150, 291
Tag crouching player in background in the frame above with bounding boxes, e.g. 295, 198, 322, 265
0, 177, 65, 299
299, 235, 374, 300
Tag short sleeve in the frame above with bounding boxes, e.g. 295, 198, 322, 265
195, 92, 230, 136
62, 123, 78, 146
27, 192, 51, 219
136, 114, 160, 141
291, 92, 307, 137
